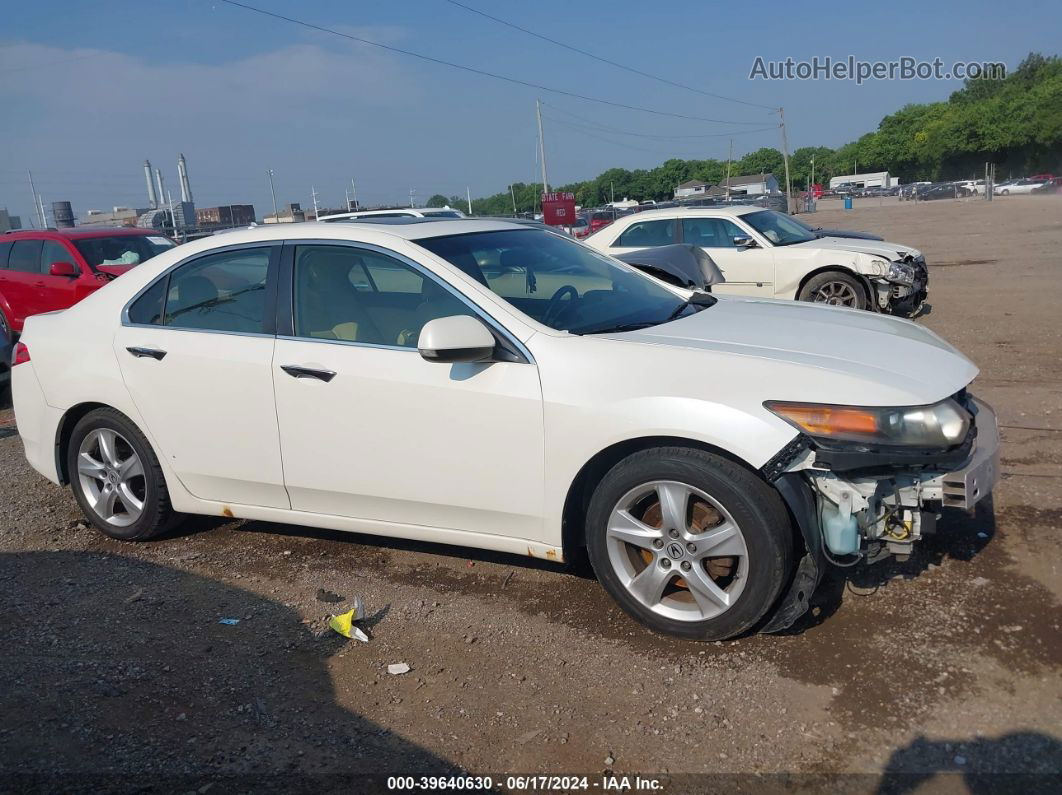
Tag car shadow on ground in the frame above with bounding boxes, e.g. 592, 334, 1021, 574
875, 731, 1061, 794
782, 497, 997, 635
0, 551, 480, 793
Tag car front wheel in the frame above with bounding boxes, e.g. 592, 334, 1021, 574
586, 447, 794, 640
67, 408, 179, 540
799, 271, 868, 309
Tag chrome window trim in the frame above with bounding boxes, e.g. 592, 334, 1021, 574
120, 324, 275, 340
120, 241, 278, 327
286, 239, 535, 365
276, 334, 414, 353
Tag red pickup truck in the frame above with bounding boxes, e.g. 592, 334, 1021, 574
0, 227, 174, 386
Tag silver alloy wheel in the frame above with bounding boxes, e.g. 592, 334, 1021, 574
76, 428, 146, 527
605, 480, 749, 622
811, 280, 859, 306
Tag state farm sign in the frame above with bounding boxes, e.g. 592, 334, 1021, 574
541, 192, 576, 226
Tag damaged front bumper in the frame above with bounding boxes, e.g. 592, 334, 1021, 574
871, 256, 929, 316
761, 396, 998, 632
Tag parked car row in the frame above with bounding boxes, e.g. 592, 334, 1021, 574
10, 214, 998, 643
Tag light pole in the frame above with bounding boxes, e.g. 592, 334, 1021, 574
267, 169, 279, 223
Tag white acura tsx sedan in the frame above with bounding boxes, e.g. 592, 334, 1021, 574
11, 219, 998, 640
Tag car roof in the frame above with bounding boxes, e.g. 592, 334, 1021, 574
594, 205, 764, 227
2, 226, 162, 240
149, 219, 535, 261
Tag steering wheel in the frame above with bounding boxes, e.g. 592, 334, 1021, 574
542, 285, 579, 325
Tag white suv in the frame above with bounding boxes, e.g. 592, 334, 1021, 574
585, 206, 927, 315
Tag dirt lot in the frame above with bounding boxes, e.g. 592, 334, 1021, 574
1, 195, 1060, 792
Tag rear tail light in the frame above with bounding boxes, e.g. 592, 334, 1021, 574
12, 342, 30, 366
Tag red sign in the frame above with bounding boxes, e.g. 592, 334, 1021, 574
541, 192, 576, 226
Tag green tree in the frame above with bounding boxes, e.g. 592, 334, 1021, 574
426, 194, 450, 208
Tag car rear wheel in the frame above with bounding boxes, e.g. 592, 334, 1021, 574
68, 408, 179, 541
799, 271, 867, 309
586, 447, 794, 640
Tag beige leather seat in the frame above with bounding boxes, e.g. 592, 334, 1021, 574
297, 249, 383, 343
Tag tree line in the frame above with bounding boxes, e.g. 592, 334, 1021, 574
428, 53, 1060, 214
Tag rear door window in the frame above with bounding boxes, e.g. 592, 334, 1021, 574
0, 242, 11, 268
8, 240, 43, 273
126, 247, 274, 331
613, 219, 675, 248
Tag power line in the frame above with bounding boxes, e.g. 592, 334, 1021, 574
215, 0, 766, 126
542, 102, 777, 140
442, 0, 778, 112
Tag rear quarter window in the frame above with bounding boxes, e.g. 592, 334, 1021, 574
0, 242, 11, 268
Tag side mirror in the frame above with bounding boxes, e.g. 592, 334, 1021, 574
418, 315, 496, 363
49, 261, 79, 277
733, 237, 757, 249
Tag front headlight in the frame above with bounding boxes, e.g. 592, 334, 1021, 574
764, 398, 970, 448
886, 261, 915, 285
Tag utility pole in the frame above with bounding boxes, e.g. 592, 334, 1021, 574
777, 107, 794, 213
267, 169, 279, 222
510, 184, 518, 214
610, 181, 615, 205
311, 185, 320, 219
536, 99, 549, 193
27, 170, 45, 228
725, 139, 733, 202
810, 155, 816, 211
350, 178, 358, 211
466, 186, 472, 215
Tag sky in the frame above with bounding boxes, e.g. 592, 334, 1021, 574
1, 0, 1059, 223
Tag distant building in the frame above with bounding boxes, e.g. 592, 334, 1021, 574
706, 174, 781, 197
674, 180, 710, 199
264, 203, 305, 224
81, 207, 147, 227
829, 171, 893, 189
0, 208, 22, 233
197, 204, 256, 228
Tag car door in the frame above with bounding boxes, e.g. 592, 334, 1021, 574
36, 239, 85, 313
679, 217, 774, 297
114, 243, 289, 509
3, 239, 45, 328
272, 242, 545, 539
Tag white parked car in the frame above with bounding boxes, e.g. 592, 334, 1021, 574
317, 207, 466, 222
993, 178, 1048, 195
585, 207, 928, 315
12, 219, 997, 640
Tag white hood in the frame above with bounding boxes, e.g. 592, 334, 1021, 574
603, 297, 976, 406
794, 236, 922, 260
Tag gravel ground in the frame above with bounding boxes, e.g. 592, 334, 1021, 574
1, 195, 1059, 793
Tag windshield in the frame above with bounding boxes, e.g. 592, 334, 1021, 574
741, 210, 817, 246
73, 235, 175, 269
415, 228, 697, 334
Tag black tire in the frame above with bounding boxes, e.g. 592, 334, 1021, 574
798, 270, 868, 310
585, 447, 794, 641
67, 407, 180, 541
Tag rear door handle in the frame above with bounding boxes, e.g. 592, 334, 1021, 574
281, 364, 336, 382
126, 346, 167, 360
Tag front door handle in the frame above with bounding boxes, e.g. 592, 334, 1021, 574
126, 346, 167, 360
280, 364, 336, 382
